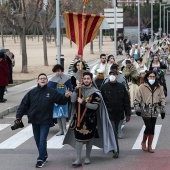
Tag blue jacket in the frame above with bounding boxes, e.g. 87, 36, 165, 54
16, 85, 68, 124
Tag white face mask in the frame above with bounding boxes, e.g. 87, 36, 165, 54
148, 79, 155, 85
109, 75, 116, 82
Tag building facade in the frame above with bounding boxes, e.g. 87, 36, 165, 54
105, 0, 161, 7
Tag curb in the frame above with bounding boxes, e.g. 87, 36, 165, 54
0, 105, 19, 118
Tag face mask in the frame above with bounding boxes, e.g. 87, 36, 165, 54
109, 75, 116, 82
148, 79, 155, 85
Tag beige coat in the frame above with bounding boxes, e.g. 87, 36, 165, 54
135, 83, 166, 117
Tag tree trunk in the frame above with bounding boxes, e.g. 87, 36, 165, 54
37, 27, 39, 42
21, 31, 28, 73
1, 28, 4, 47
90, 41, 94, 54
43, 32, 48, 66
13, 29, 16, 43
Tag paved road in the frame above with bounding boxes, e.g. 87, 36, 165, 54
0, 73, 169, 170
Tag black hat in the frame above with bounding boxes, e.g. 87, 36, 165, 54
0, 52, 5, 59
109, 69, 118, 75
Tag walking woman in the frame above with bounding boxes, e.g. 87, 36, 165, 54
134, 71, 166, 153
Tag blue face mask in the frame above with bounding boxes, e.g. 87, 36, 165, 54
148, 79, 155, 85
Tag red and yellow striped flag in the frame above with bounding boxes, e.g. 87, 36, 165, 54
64, 12, 104, 55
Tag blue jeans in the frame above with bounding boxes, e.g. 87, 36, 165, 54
32, 123, 50, 161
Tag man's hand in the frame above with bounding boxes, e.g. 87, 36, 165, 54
65, 88, 70, 98
126, 116, 130, 122
77, 97, 83, 104
76, 83, 82, 89
161, 113, 165, 119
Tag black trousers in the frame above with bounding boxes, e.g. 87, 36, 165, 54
142, 117, 157, 135
0, 86, 5, 100
110, 119, 120, 154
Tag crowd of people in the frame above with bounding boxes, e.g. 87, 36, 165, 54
13, 36, 169, 168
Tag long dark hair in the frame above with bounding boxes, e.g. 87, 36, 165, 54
144, 70, 159, 88
73, 60, 86, 73
149, 54, 167, 71
107, 55, 115, 63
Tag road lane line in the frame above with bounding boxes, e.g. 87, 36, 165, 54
0, 124, 11, 131
132, 125, 162, 150
47, 135, 65, 149
0, 125, 33, 149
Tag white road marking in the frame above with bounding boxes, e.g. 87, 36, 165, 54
0, 124, 11, 131
47, 135, 65, 149
0, 125, 33, 149
132, 125, 162, 149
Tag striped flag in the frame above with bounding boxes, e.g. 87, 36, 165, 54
64, 12, 104, 55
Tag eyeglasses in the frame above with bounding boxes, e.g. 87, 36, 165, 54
39, 78, 47, 80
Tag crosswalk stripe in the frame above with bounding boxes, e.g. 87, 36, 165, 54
47, 135, 65, 149
0, 125, 33, 149
0, 124, 11, 131
132, 125, 162, 150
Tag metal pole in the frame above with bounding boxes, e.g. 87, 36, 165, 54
168, 11, 170, 36
99, 13, 102, 54
164, 6, 165, 34
167, 10, 168, 35
138, 0, 140, 46
151, 0, 153, 42
56, 0, 60, 64
113, 0, 117, 58
159, 3, 162, 36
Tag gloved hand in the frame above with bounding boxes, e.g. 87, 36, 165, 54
161, 113, 165, 119
136, 111, 141, 116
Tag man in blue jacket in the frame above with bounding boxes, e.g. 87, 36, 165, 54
15, 73, 70, 168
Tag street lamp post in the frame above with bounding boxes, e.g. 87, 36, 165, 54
138, 0, 140, 46
111, 0, 117, 58
151, 0, 153, 42
56, 0, 61, 64
164, 6, 170, 34
159, 3, 168, 36
167, 10, 170, 35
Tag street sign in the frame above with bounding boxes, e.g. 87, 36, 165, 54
50, 16, 65, 29
101, 18, 110, 30
104, 8, 123, 29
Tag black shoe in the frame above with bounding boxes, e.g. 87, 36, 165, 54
36, 161, 44, 168
44, 156, 48, 163
0, 99, 7, 103
72, 162, 82, 167
113, 152, 119, 158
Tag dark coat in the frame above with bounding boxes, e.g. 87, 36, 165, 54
16, 85, 69, 124
101, 81, 131, 121
5, 55, 13, 84
0, 59, 10, 86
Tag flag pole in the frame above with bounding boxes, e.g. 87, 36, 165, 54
77, 0, 88, 127
77, 55, 83, 127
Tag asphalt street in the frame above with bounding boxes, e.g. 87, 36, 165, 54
0, 73, 169, 170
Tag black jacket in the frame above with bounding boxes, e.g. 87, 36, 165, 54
101, 81, 131, 121
16, 85, 68, 124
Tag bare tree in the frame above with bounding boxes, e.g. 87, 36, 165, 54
0, 0, 43, 73
36, 0, 55, 66
61, 0, 107, 14
0, 18, 5, 47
